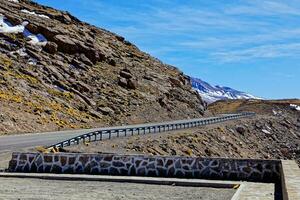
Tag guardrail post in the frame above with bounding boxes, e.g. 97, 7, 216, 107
131, 129, 134, 136
93, 133, 97, 141
100, 132, 103, 140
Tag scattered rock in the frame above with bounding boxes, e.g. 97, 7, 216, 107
158, 97, 168, 108
89, 110, 103, 119
236, 126, 246, 135
108, 58, 116, 66
98, 107, 114, 116
204, 148, 212, 156
143, 75, 154, 81
118, 69, 138, 90
118, 77, 128, 88
262, 129, 271, 135
169, 77, 182, 87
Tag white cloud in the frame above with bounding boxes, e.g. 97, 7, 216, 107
75, 0, 300, 63
225, 0, 300, 16
213, 43, 300, 62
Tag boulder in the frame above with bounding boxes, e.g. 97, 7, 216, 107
79, 45, 105, 64
79, 53, 93, 66
118, 69, 138, 90
118, 77, 128, 88
54, 34, 77, 54
127, 79, 138, 90
43, 42, 58, 54
119, 70, 132, 79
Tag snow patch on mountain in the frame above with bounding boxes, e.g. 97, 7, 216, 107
7, 0, 19, 3
0, 15, 47, 46
290, 104, 300, 111
0, 14, 26, 33
191, 77, 260, 103
21, 9, 50, 19
23, 29, 47, 46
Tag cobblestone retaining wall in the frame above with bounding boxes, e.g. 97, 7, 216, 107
9, 152, 281, 182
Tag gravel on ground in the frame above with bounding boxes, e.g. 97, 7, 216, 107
0, 177, 236, 200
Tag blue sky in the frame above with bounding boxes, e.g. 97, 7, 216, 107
35, 0, 300, 99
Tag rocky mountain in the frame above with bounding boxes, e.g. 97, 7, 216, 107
0, 0, 205, 134
208, 99, 300, 115
190, 77, 259, 104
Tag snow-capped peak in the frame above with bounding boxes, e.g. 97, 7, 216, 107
190, 77, 261, 104
290, 104, 300, 111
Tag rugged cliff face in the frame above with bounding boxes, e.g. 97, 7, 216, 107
0, 0, 205, 134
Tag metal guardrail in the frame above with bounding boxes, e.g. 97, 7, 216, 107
46, 112, 255, 149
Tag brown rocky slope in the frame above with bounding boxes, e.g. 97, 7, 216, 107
0, 0, 205, 134
67, 100, 300, 166
208, 99, 300, 115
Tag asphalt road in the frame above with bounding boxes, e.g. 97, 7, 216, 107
0, 115, 240, 153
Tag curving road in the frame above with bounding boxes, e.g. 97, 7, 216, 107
0, 114, 252, 153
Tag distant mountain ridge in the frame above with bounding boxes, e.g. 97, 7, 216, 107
190, 77, 260, 103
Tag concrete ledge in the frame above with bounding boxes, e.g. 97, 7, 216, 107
8, 152, 281, 182
0, 172, 239, 188
231, 182, 275, 200
281, 160, 300, 200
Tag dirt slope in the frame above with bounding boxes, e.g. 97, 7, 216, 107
67, 100, 300, 166
208, 99, 300, 115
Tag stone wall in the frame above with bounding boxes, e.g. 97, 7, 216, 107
9, 152, 281, 182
